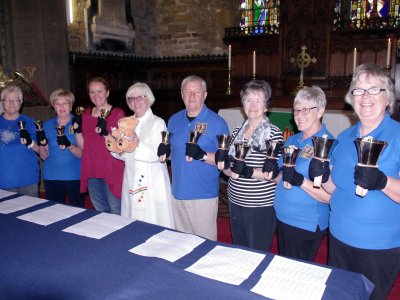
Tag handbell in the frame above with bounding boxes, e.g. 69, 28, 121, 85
354, 136, 387, 197
282, 145, 301, 189
33, 120, 43, 131
263, 140, 283, 180
231, 142, 251, 180
17, 120, 26, 130
159, 131, 170, 163
55, 125, 65, 136
75, 106, 85, 116
216, 134, 230, 170
312, 135, 337, 188
99, 108, 111, 119
186, 130, 203, 162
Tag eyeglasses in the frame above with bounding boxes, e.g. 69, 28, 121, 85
127, 95, 146, 102
183, 90, 203, 97
2, 99, 21, 104
351, 88, 386, 96
242, 98, 266, 104
293, 107, 317, 116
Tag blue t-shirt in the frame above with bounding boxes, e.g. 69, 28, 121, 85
42, 116, 81, 181
0, 114, 39, 188
275, 124, 333, 232
330, 113, 400, 249
168, 105, 229, 200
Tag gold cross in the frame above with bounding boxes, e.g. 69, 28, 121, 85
290, 45, 317, 90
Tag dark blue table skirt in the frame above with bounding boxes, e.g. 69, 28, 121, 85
0, 194, 373, 300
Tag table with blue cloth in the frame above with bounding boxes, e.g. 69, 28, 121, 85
0, 191, 373, 300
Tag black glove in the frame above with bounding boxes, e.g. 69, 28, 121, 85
262, 158, 280, 179
36, 130, 48, 146
96, 117, 108, 136
57, 135, 71, 148
72, 115, 82, 133
282, 166, 304, 186
231, 160, 254, 178
215, 149, 228, 163
185, 143, 206, 160
309, 158, 330, 183
157, 143, 171, 158
20, 129, 33, 147
354, 165, 387, 190
215, 149, 231, 169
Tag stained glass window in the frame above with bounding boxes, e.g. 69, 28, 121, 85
334, 0, 400, 29
239, 0, 280, 33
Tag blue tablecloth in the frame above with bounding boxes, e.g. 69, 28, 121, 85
0, 193, 373, 300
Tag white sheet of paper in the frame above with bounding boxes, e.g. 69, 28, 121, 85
185, 245, 265, 285
129, 229, 205, 262
251, 273, 326, 300
250, 256, 331, 300
62, 213, 134, 239
0, 189, 16, 199
0, 196, 48, 214
17, 204, 85, 226
260, 256, 331, 284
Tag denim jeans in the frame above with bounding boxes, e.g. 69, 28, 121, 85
87, 178, 121, 215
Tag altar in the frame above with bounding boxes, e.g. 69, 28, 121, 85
218, 107, 357, 138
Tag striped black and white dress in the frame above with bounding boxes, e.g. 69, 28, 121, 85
228, 124, 283, 208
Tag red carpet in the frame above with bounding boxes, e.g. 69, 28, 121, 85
217, 216, 400, 300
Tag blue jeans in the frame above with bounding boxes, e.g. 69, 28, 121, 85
87, 178, 121, 215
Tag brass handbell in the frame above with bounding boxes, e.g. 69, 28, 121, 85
75, 106, 85, 116
282, 145, 301, 189
99, 108, 111, 119
263, 139, 283, 180
231, 142, 251, 179
55, 125, 66, 150
33, 120, 43, 131
312, 135, 337, 188
159, 131, 170, 163
354, 136, 387, 197
216, 134, 230, 170
17, 120, 26, 130
186, 130, 203, 163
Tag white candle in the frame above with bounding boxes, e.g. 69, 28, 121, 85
386, 38, 391, 66
353, 48, 357, 73
253, 51, 256, 75
228, 45, 231, 69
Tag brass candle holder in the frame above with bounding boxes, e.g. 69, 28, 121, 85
226, 68, 232, 95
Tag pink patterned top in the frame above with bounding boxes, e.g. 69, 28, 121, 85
80, 106, 125, 198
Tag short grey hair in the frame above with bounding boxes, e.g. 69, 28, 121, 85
345, 63, 395, 115
294, 85, 327, 110
49, 88, 75, 107
181, 75, 207, 92
240, 80, 272, 109
126, 82, 155, 106
1, 85, 23, 104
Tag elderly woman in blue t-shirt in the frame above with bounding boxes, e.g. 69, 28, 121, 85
311, 63, 400, 300
271, 86, 333, 262
38, 89, 83, 207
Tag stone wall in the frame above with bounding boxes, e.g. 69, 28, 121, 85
67, 0, 237, 56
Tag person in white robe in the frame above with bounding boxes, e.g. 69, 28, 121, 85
112, 82, 174, 229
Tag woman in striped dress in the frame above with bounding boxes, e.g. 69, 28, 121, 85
223, 80, 283, 251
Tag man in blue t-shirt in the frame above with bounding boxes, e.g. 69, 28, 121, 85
157, 75, 229, 240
